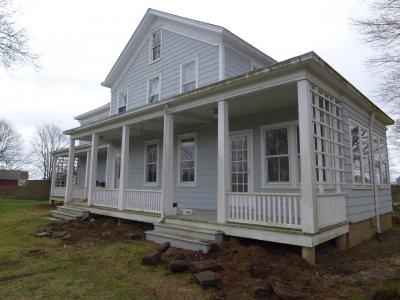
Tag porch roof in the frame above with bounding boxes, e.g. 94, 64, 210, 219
64, 51, 394, 137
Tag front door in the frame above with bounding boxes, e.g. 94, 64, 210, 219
114, 153, 121, 189
230, 130, 252, 192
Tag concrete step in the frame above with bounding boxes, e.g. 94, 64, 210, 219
57, 206, 89, 218
49, 210, 79, 220
145, 230, 214, 253
153, 223, 223, 245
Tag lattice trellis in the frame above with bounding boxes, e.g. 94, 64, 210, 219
310, 85, 345, 191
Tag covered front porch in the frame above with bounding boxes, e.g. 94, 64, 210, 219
53, 74, 349, 262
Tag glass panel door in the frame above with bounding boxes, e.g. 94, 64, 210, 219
230, 133, 250, 192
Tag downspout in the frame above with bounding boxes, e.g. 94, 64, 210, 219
369, 111, 381, 234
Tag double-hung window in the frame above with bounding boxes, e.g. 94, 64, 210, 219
147, 75, 160, 103
178, 134, 197, 186
144, 141, 158, 185
181, 59, 197, 92
372, 135, 389, 185
264, 128, 289, 183
150, 28, 161, 63
118, 90, 127, 113
350, 121, 372, 185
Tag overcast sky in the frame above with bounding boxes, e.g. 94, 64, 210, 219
1, 0, 398, 179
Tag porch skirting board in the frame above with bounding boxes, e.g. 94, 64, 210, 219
336, 212, 393, 249
83, 205, 161, 223
164, 218, 349, 248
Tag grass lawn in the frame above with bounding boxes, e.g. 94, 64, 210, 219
0, 199, 210, 300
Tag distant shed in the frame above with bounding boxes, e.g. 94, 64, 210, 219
0, 170, 29, 186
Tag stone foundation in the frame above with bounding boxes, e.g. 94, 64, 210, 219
336, 212, 392, 249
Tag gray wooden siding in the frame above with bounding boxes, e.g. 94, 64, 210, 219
76, 155, 87, 187
341, 100, 392, 223
225, 46, 251, 78
110, 29, 219, 115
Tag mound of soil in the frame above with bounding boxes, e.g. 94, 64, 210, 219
43, 216, 151, 245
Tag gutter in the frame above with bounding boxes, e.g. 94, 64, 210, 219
369, 111, 381, 234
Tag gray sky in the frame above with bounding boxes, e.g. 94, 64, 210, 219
1, 0, 398, 179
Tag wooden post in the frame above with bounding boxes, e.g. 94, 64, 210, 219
217, 100, 229, 224
297, 80, 318, 234
64, 138, 75, 203
87, 133, 98, 206
49, 154, 58, 204
118, 125, 130, 211
84, 150, 90, 188
161, 113, 174, 216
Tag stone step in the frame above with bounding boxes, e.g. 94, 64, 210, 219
153, 223, 223, 245
49, 210, 79, 220
145, 230, 214, 253
57, 206, 89, 218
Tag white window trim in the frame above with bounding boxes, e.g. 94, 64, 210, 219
349, 119, 373, 188
143, 139, 160, 187
179, 57, 198, 93
372, 132, 390, 187
260, 121, 298, 188
229, 129, 254, 193
149, 27, 162, 64
146, 73, 161, 104
177, 132, 197, 188
118, 90, 128, 112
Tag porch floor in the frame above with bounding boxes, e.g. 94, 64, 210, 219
170, 209, 217, 223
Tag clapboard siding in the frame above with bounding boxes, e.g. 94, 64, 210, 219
76, 155, 86, 187
110, 29, 219, 115
341, 99, 392, 223
96, 152, 107, 184
225, 46, 251, 78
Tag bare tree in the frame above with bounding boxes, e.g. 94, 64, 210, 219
0, 0, 39, 68
353, 0, 400, 105
31, 124, 68, 180
0, 119, 25, 169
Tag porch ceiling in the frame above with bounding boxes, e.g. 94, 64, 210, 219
174, 82, 298, 122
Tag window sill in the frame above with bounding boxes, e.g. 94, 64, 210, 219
352, 185, 373, 190
149, 57, 162, 65
260, 183, 298, 189
177, 182, 197, 188
144, 182, 159, 187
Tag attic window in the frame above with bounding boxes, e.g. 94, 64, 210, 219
150, 28, 161, 63
118, 90, 127, 113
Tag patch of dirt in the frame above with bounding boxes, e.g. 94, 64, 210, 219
161, 219, 400, 299
24, 249, 48, 258
0, 260, 22, 268
43, 216, 152, 245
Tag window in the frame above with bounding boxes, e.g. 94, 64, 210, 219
118, 90, 127, 113
144, 141, 158, 185
178, 134, 197, 186
264, 128, 289, 183
55, 156, 77, 187
147, 75, 160, 103
180, 59, 197, 92
350, 121, 372, 185
311, 85, 344, 188
150, 28, 161, 62
373, 135, 389, 185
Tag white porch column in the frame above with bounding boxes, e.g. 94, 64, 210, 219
64, 138, 75, 203
84, 150, 90, 188
161, 113, 174, 216
118, 125, 130, 211
297, 79, 318, 234
87, 133, 98, 206
49, 154, 58, 202
217, 100, 229, 224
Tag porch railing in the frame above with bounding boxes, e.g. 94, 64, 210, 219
317, 193, 346, 228
92, 188, 119, 208
72, 186, 88, 200
227, 192, 301, 229
124, 189, 162, 214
